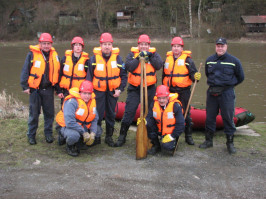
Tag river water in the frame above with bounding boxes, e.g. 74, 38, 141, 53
0, 40, 265, 122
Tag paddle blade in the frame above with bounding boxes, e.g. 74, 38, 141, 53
136, 120, 148, 160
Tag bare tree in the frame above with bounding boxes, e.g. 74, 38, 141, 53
198, 0, 202, 38
95, 0, 103, 33
189, 0, 193, 37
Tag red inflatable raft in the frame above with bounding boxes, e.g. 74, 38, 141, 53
114, 102, 255, 130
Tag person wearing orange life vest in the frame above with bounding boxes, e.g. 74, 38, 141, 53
162, 37, 201, 146
20, 33, 63, 145
86, 33, 127, 147
55, 80, 99, 157
114, 34, 163, 147
146, 85, 185, 154
59, 36, 89, 103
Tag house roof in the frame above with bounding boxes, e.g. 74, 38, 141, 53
241, 15, 266, 24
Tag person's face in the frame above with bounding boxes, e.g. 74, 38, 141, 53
157, 96, 169, 107
39, 42, 52, 52
80, 92, 92, 103
100, 42, 113, 55
138, 42, 150, 52
73, 43, 83, 54
172, 44, 183, 57
216, 44, 227, 57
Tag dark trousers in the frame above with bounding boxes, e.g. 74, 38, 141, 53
122, 84, 156, 125
27, 86, 55, 138
205, 88, 236, 135
94, 90, 118, 128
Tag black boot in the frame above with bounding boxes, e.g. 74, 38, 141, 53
226, 134, 236, 154
77, 138, 89, 150
148, 137, 161, 155
66, 144, 80, 157
58, 129, 66, 146
28, 137, 37, 145
105, 126, 115, 147
199, 131, 214, 149
45, 135, 54, 143
185, 125, 194, 145
114, 123, 130, 147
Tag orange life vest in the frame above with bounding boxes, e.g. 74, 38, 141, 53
92, 47, 121, 91
59, 50, 89, 90
56, 87, 97, 129
128, 47, 157, 87
28, 45, 60, 89
152, 93, 182, 136
163, 51, 192, 88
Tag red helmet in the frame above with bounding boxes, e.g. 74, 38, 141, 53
100, 32, 113, 43
138, 34, 151, 44
79, 80, 93, 93
71, 36, 84, 47
155, 85, 170, 97
39, 33, 53, 43
171, 37, 184, 46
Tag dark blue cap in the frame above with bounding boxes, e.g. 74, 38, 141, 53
216, 37, 227, 45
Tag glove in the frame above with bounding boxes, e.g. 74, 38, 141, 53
139, 51, 148, 57
162, 134, 174, 143
86, 132, 96, 146
194, 72, 201, 81
83, 132, 90, 143
137, 118, 147, 125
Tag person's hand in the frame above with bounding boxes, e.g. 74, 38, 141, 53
113, 89, 121, 97
194, 72, 201, 81
23, 89, 30, 95
162, 134, 174, 143
57, 93, 64, 98
83, 132, 90, 143
86, 132, 96, 146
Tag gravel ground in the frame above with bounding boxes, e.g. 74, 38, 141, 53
0, 127, 265, 199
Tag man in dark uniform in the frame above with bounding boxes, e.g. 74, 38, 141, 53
114, 34, 163, 147
20, 33, 63, 145
162, 37, 201, 145
86, 33, 127, 147
199, 37, 244, 154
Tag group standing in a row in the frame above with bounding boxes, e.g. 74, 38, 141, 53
20, 32, 244, 157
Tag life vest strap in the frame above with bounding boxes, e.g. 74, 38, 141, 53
94, 75, 120, 81
76, 119, 92, 125
63, 74, 86, 80
30, 73, 39, 79
131, 72, 156, 76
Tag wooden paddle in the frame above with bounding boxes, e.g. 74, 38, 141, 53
172, 62, 203, 156
136, 57, 148, 160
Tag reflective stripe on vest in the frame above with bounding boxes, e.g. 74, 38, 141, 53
59, 50, 89, 90
28, 45, 60, 89
128, 47, 157, 87
55, 88, 96, 129
92, 47, 121, 91
152, 93, 181, 136
163, 51, 192, 88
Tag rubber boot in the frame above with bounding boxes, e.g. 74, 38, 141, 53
58, 129, 66, 146
28, 137, 37, 145
226, 134, 236, 154
148, 137, 161, 155
105, 126, 115, 147
77, 138, 89, 150
66, 144, 79, 157
114, 123, 130, 147
185, 125, 194, 145
199, 131, 214, 149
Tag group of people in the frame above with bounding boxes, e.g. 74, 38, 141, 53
20, 32, 244, 157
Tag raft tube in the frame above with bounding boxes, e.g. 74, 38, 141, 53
114, 102, 255, 130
